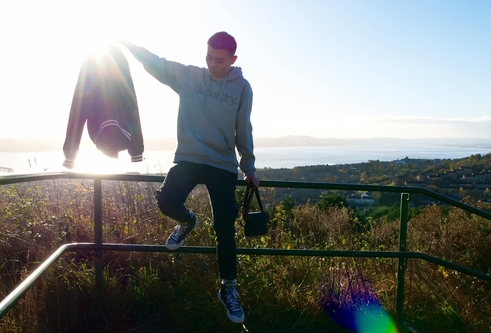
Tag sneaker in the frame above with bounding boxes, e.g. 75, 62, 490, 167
165, 212, 199, 250
218, 281, 245, 324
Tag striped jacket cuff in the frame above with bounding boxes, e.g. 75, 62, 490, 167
131, 154, 143, 162
63, 159, 75, 169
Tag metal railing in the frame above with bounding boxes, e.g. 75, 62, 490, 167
1, 172, 491, 329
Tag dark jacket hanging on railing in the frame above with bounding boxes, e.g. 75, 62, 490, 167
63, 43, 144, 169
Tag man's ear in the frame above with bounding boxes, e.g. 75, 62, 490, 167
231, 55, 238, 64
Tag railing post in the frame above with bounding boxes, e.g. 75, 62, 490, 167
94, 178, 104, 298
396, 192, 410, 323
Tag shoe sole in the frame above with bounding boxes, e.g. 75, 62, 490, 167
217, 290, 245, 324
165, 216, 199, 250
165, 240, 184, 250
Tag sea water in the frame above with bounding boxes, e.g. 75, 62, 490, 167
1, 144, 490, 176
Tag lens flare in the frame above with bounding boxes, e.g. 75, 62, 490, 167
323, 299, 399, 332
354, 303, 398, 333
320, 267, 399, 333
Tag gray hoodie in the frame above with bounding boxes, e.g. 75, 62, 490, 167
127, 45, 256, 176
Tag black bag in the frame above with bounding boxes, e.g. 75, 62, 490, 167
241, 185, 268, 237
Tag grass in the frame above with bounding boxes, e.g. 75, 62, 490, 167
0, 178, 490, 332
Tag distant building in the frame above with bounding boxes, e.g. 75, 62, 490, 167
346, 191, 374, 206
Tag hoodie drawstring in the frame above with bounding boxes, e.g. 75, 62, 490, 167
220, 75, 229, 105
203, 76, 211, 107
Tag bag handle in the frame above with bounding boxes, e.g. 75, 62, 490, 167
241, 185, 264, 220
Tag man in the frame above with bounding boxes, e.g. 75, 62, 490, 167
120, 32, 259, 324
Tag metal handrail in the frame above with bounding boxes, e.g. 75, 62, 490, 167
1, 172, 491, 328
2, 172, 488, 219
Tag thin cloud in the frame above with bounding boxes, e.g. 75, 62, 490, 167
380, 116, 491, 124
371, 116, 491, 138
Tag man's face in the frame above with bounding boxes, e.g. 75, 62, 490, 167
206, 46, 237, 79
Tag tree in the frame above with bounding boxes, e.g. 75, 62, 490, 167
317, 194, 347, 211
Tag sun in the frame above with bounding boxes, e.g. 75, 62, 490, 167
67, 2, 134, 59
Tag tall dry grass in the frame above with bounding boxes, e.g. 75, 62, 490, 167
0, 179, 490, 332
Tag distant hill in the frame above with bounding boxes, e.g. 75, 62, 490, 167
0, 137, 66, 152
2, 136, 491, 152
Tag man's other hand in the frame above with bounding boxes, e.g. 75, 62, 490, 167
245, 175, 260, 189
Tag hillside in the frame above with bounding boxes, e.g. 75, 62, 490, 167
255, 153, 491, 206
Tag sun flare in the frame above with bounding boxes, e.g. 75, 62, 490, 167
70, 150, 140, 174
69, 2, 133, 60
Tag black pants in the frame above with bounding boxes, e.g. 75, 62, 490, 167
157, 161, 238, 280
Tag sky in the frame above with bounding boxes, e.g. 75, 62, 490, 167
1, 0, 490, 141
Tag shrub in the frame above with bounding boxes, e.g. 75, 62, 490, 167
0, 179, 490, 332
